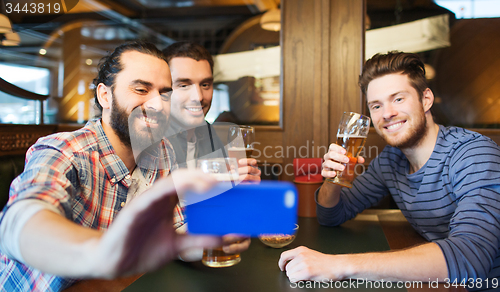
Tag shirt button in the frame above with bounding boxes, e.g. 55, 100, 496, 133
121, 202, 125, 207
111, 177, 116, 183
125, 174, 131, 179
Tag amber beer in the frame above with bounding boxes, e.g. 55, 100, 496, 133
201, 170, 241, 268
330, 134, 367, 188
202, 246, 241, 268
228, 147, 254, 159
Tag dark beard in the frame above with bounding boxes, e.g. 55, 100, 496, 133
389, 110, 427, 149
110, 97, 132, 148
109, 95, 168, 152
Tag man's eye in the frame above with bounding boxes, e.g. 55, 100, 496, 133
371, 105, 380, 110
202, 83, 212, 89
395, 98, 403, 103
161, 91, 172, 101
136, 88, 148, 94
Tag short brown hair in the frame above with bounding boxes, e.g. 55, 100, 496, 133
162, 41, 214, 73
359, 51, 427, 99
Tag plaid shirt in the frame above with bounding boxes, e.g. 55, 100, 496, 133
0, 119, 176, 291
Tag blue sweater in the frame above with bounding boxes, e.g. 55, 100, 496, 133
317, 125, 500, 282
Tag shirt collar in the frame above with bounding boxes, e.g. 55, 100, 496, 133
166, 118, 210, 142
88, 119, 130, 185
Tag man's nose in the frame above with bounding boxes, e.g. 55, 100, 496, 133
189, 85, 204, 102
382, 103, 397, 120
143, 94, 164, 111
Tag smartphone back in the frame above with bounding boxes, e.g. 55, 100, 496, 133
185, 181, 298, 236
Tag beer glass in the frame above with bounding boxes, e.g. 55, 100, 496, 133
227, 125, 255, 159
197, 158, 241, 267
326, 112, 370, 188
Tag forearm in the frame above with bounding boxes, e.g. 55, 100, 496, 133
19, 209, 103, 278
344, 243, 448, 282
317, 181, 342, 208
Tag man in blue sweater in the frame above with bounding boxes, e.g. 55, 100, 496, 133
279, 51, 500, 287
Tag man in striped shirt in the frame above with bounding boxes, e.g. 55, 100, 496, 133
0, 41, 222, 291
279, 51, 500, 288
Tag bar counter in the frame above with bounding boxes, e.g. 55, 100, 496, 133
65, 210, 464, 292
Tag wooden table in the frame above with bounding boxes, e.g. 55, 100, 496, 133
65, 210, 465, 292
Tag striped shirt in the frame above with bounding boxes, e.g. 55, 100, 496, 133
0, 119, 175, 291
317, 125, 500, 284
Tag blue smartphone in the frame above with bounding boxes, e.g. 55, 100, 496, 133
185, 181, 298, 236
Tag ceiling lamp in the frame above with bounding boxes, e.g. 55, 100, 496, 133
0, 14, 13, 34
260, 9, 281, 32
2, 32, 20, 46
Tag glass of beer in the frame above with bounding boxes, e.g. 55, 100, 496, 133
197, 158, 241, 267
227, 125, 255, 159
326, 112, 370, 188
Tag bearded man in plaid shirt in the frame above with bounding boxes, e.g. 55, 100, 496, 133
0, 41, 223, 291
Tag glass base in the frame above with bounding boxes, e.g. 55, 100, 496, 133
202, 257, 241, 268
325, 177, 353, 188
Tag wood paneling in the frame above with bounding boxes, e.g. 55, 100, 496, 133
280, 0, 365, 181
432, 18, 500, 127
328, 0, 366, 139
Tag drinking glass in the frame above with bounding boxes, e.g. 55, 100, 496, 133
326, 112, 370, 188
197, 158, 241, 267
227, 125, 255, 159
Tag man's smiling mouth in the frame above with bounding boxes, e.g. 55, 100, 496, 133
186, 106, 203, 112
384, 120, 406, 131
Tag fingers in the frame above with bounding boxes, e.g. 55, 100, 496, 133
238, 158, 258, 167
278, 246, 330, 283
177, 247, 203, 262
177, 234, 222, 256
222, 237, 251, 254
237, 158, 261, 182
238, 168, 261, 183
322, 143, 365, 178
322, 145, 346, 178
238, 166, 261, 176
278, 246, 306, 271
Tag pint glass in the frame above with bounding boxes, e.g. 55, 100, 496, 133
197, 158, 241, 267
326, 112, 370, 188
227, 125, 255, 159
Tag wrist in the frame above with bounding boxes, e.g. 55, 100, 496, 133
317, 182, 341, 208
340, 253, 362, 280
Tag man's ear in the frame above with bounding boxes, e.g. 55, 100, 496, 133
96, 83, 112, 110
422, 88, 434, 113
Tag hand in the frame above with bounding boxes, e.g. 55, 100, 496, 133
90, 170, 223, 278
237, 158, 261, 183
278, 246, 346, 283
177, 234, 251, 262
322, 143, 365, 179
221, 234, 251, 254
